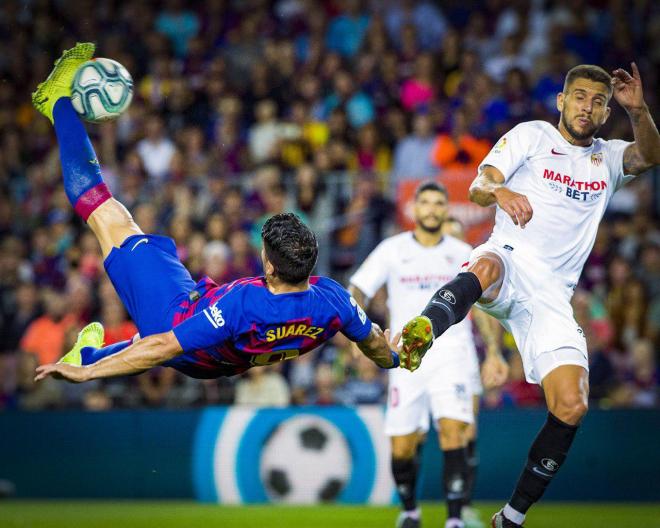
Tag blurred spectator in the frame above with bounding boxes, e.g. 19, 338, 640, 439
20, 288, 77, 366
308, 363, 338, 405
137, 367, 177, 407
326, 0, 370, 58
383, 0, 447, 51
136, 114, 176, 183
16, 352, 63, 410
391, 113, 436, 187
324, 70, 375, 128
431, 109, 491, 171
606, 256, 646, 350
249, 99, 284, 164
336, 354, 387, 405
400, 53, 436, 112
155, 0, 200, 58
235, 366, 291, 407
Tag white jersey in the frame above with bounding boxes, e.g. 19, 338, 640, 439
481, 120, 633, 284
349, 232, 474, 355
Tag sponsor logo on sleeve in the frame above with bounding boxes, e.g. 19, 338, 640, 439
492, 137, 507, 153
203, 302, 225, 328
350, 296, 367, 325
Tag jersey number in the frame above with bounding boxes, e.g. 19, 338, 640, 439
249, 348, 300, 366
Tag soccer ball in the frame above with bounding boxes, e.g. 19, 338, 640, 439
71, 58, 133, 123
260, 415, 351, 503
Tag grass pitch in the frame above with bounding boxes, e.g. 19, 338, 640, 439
1, 501, 659, 528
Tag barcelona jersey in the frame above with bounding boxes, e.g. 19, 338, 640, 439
168, 276, 371, 377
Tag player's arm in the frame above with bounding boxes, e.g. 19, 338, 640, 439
471, 308, 509, 389
469, 165, 533, 228
34, 331, 183, 383
355, 323, 401, 369
612, 63, 660, 175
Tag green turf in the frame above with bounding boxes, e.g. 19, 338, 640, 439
1, 501, 659, 528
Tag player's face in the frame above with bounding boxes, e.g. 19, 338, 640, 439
557, 78, 611, 141
414, 190, 448, 233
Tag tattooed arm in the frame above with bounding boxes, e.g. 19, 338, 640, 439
612, 63, 660, 175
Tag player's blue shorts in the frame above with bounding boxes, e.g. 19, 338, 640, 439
104, 234, 195, 337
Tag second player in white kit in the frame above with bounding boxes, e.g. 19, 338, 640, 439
350, 182, 504, 528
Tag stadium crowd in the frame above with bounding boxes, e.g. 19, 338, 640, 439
0, 0, 658, 411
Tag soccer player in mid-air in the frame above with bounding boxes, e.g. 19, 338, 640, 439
400, 63, 660, 527
350, 182, 505, 528
32, 43, 403, 384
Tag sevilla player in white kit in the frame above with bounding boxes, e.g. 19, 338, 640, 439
401, 64, 660, 528
350, 182, 505, 528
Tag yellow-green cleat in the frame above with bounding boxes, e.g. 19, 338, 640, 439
59, 322, 104, 366
31, 42, 96, 123
400, 315, 434, 372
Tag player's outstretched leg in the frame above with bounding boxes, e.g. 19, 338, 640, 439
59, 322, 134, 367
402, 255, 503, 359
32, 43, 142, 257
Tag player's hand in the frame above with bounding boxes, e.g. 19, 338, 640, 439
481, 352, 509, 389
34, 363, 90, 383
494, 187, 533, 228
384, 328, 402, 354
612, 62, 645, 113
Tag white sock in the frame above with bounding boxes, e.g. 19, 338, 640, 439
503, 504, 526, 525
401, 508, 421, 520
445, 518, 464, 528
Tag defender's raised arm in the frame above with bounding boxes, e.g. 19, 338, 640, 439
613, 63, 660, 175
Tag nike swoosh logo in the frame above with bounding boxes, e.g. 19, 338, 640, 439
551, 148, 567, 155
131, 238, 149, 251
531, 466, 554, 478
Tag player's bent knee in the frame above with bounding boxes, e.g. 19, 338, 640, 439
438, 420, 468, 450
87, 198, 143, 256
468, 255, 503, 294
391, 436, 418, 459
552, 393, 589, 425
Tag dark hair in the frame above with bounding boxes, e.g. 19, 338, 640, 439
262, 213, 318, 284
415, 180, 448, 200
563, 65, 613, 97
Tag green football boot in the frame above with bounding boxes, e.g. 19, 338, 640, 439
31, 42, 96, 123
400, 315, 434, 372
58, 322, 104, 366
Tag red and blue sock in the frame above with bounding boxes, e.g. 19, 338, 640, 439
53, 97, 112, 221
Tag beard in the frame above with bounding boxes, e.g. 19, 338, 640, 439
417, 217, 443, 233
561, 112, 601, 142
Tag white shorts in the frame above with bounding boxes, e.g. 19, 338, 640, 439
467, 241, 589, 385
384, 343, 479, 437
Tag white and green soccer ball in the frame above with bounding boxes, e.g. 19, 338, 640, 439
71, 58, 133, 123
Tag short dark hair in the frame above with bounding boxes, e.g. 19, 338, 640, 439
415, 180, 448, 200
564, 65, 613, 97
262, 213, 318, 284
